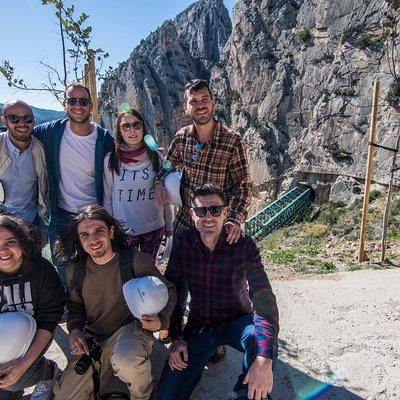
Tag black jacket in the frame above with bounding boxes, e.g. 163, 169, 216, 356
0, 252, 67, 332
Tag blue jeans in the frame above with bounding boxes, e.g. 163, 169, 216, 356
157, 313, 277, 400
49, 207, 76, 286
0, 356, 54, 399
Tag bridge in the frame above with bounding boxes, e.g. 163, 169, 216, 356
245, 186, 314, 240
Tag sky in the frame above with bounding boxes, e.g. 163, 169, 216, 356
0, 0, 236, 111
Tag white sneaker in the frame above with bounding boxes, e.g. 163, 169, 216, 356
30, 361, 61, 400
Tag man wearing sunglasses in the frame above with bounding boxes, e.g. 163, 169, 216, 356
157, 184, 279, 400
0, 100, 48, 227
33, 83, 114, 285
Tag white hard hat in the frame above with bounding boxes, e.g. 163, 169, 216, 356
122, 276, 169, 319
0, 311, 37, 363
164, 171, 182, 207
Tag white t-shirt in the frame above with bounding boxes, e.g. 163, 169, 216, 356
58, 121, 97, 212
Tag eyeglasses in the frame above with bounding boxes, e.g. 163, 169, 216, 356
66, 97, 91, 107
192, 205, 225, 218
120, 121, 143, 132
4, 114, 34, 124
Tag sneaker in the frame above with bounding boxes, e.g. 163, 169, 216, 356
30, 361, 61, 400
209, 345, 227, 364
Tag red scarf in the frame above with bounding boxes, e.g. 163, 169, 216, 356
119, 143, 147, 164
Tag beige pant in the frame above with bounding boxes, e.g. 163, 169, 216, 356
54, 322, 154, 400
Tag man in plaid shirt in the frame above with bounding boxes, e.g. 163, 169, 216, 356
154, 79, 251, 245
157, 184, 279, 400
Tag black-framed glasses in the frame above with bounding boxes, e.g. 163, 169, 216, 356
120, 121, 143, 132
192, 205, 225, 218
66, 97, 91, 107
4, 114, 34, 124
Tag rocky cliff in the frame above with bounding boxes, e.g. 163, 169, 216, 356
99, 0, 398, 202
99, 0, 231, 148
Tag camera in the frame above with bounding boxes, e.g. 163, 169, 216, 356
74, 337, 102, 375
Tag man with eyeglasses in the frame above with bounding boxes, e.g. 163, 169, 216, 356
33, 83, 114, 285
0, 100, 48, 227
154, 79, 252, 245
157, 184, 279, 400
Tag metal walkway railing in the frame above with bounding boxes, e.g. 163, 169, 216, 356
244, 186, 314, 240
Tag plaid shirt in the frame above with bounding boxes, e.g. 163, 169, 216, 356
154, 120, 252, 233
165, 228, 279, 359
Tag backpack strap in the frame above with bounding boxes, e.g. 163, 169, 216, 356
119, 245, 136, 284
69, 259, 87, 296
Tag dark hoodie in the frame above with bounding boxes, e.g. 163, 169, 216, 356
0, 252, 67, 332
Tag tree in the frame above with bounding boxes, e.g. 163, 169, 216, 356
0, 0, 111, 105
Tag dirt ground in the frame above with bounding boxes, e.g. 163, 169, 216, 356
26, 268, 400, 399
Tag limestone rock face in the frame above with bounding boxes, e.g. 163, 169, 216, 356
99, 0, 398, 199
99, 0, 231, 148
211, 0, 396, 196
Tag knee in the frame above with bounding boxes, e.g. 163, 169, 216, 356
111, 351, 149, 375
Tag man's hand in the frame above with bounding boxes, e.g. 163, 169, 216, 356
69, 329, 91, 356
139, 315, 161, 332
154, 183, 168, 206
224, 221, 243, 244
243, 356, 273, 400
168, 339, 188, 371
0, 358, 30, 388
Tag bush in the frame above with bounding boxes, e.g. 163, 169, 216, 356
296, 29, 312, 44
303, 224, 329, 238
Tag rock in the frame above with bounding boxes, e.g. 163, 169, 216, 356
99, 0, 397, 201
329, 176, 363, 205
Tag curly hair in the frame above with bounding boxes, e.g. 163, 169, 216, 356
55, 205, 128, 263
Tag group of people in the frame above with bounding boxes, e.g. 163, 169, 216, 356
0, 79, 279, 400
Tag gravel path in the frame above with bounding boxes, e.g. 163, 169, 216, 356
36, 268, 400, 399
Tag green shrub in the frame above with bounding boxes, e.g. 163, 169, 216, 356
296, 29, 312, 44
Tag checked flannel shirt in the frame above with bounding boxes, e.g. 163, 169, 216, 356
165, 227, 279, 359
154, 119, 252, 234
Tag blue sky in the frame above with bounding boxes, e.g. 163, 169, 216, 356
0, 0, 236, 111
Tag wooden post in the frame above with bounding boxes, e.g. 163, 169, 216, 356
358, 81, 380, 262
380, 127, 400, 263
84, 63, 90, 88
88, 55, 100, 124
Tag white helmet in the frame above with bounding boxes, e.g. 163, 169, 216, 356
0, 311, 37, 363
164, 171, 182, 207
122, 276, 169, 319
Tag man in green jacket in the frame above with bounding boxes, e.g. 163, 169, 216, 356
33, 83, 114, 284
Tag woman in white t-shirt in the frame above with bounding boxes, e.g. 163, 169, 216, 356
103, 107, 173, 261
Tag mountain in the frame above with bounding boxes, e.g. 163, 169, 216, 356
0, 103, 65, 130
99, 0, 231, 148
99, 0, 397, 200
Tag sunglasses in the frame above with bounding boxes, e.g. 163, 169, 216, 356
120, 121, 143, 132
4, 114, 34, 124
66, 97, 91, 107
192, 205, 225, 218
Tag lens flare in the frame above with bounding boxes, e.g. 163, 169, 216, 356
292, 369, 345, 400
162, 160, 172, 172
119, 103, 132, 114
144, 134, 158, 151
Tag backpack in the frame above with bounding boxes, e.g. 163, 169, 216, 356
69, 245, 136, 296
